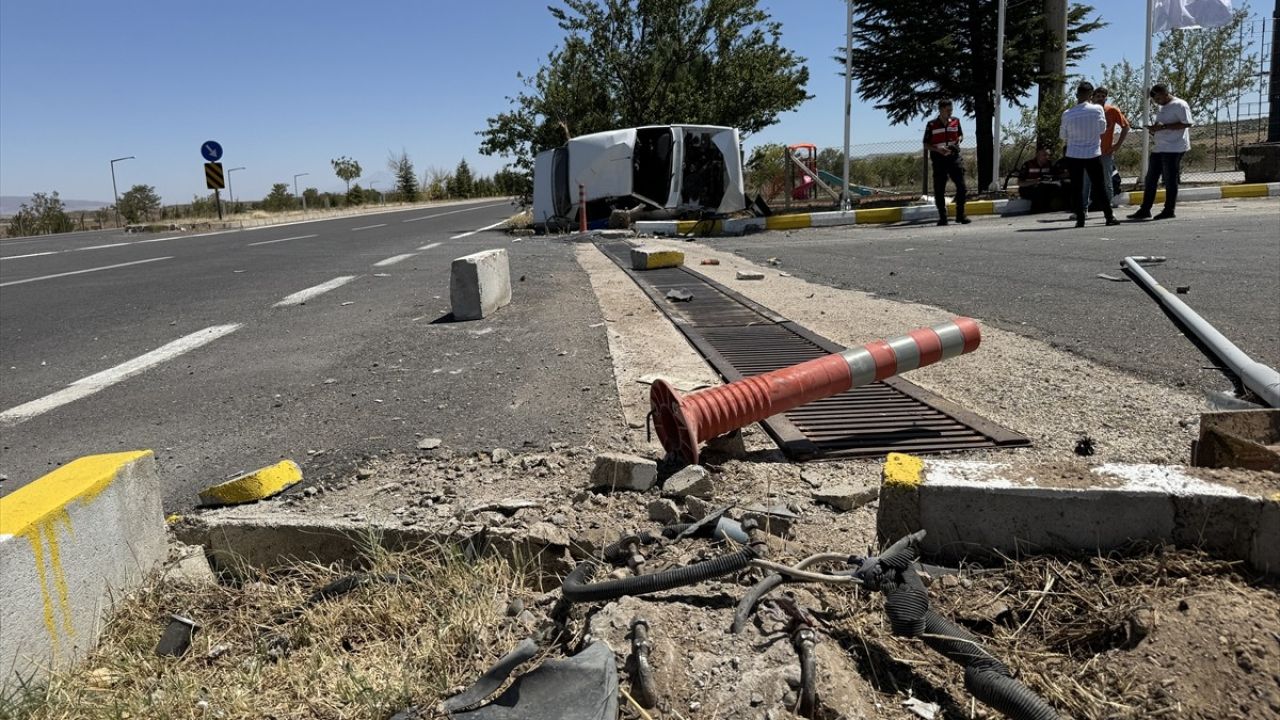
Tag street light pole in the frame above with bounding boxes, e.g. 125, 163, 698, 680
293, 172, 310, 211
841, 0, 854, 210
226, 167, 245, 208
991, 0, 1007, 191
109, 156, 134, 228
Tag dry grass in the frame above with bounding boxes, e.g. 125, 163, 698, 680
829, 545, 1278, 720
2, 544, 531, 720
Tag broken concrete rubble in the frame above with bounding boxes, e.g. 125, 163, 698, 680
662, 464, 714, 499
589, 452, 658, 492
812, 482, 878, 512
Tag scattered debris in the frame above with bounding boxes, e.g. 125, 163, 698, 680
662, 464, 714, 499
1096, 273, 1130, 282
631, 246, 685, 271
736, 270, 765, 281
665, 288, 694, 302
811, 482, 878, 512
1176, 285, 1191, 294
646, 498, 681, 524
197, 459, 303, 506
356, 467, 376, 479
1075, 436, 1097, 456
416, 437, 443, 450
699, 258, 720, 265
902, 697, 940, 719
1132, 256, 1168, 265
155, 615, 199, 657
491, 448, 513, 464
590, 453, 658, 492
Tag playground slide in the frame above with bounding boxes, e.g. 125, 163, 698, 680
817, 170, 876, 197
792, 175, 815, 200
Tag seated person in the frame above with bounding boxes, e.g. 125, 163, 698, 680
1018, 147, 1061, 213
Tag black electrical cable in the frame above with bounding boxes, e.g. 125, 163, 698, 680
561, 547, 759, 603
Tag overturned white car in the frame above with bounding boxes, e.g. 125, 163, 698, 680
532, 124, 745, 229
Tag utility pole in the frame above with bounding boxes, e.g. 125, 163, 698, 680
109, 156, 134, 228
991, 0, 1007, 191
840, 0, 854, 209
1268, 0, 1280, 142
1037, 0, 1068, 149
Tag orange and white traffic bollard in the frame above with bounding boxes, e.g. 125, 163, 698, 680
578, 183, 587, 233
650, 317, 982, 464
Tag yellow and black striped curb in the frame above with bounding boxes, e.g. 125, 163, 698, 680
635, 182, 1280, 237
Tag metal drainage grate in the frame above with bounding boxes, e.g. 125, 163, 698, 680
600, 242, 1029, 460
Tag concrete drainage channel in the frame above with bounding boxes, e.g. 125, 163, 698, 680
598, 240, 1030, 459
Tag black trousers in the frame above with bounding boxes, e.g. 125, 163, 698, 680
931, 154, 966, 219
1065, 156, 1114, 221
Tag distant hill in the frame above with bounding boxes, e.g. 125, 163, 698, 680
0, 196, 110, 216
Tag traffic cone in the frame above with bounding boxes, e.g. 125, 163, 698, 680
650, 317, 982, 464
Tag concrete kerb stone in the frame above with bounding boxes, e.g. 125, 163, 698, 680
450, 248, 512, 321
0, 451, 166, 690
629, 246, 684, 270
633, 182, 1280, 237
875, 452, 1278, 575
197, 459, 303, 506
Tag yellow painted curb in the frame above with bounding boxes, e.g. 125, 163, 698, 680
198, 459, 302, 506
1221, 183, 1269, 199
631, 248, 684, 270
765, 214, 813, 231
856, 207, 903, 224
883, 452, 925, 489
963, 200, 996, 216
0, 451, 153, 538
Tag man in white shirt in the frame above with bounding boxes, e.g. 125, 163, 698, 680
1129, 83, 1193, 221
1059, 81, 1120, 228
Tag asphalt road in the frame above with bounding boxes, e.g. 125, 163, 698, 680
714, 198, 1279, 399
0, 200, 623, 508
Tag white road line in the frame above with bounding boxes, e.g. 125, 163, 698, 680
450, 219, 509, 240
401, 202, 509, 223
0, 256, 173, 288
351, 223, 386, 231
274, 275, 358, 306
0, 324, 242, 427
373, 253, 417, 267
418, 242, 441, 250
0, 251, 59, 261
79, 242, 132, 251
248, 234, 318, 247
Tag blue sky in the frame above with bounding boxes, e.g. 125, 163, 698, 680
0, 1, 1214, 203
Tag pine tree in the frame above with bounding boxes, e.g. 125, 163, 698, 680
389, 150, 419, 202
836, 0, 1102, 188
450, 159, 475, 198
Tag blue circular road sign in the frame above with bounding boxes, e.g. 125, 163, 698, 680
201, 140, 223, 162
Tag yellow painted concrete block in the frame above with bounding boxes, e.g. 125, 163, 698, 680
0, 451, 152, 538
962, 200, 995, 215
198, 459, 302, 506
765, 213, 813, 231
630, 247, 685, 270
855, 207, 903, 224
1221, 184, 1269, 199
883, 452, 925, 489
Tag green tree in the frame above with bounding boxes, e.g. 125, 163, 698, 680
263, 183, 293, 212
303, 187, 320, 209
837, 1, 1103, 188
117, 184, 161, 223
389, 150, 419, 201
7, 191, 74, 236
347, 183, 365, 206
479, 0, 811, 189
331, 156, 362, 192
449, 159, 475, 198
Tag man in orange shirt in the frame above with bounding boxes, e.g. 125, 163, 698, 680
1083, 86, 1129, 209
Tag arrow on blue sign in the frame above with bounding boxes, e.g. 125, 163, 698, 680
201, 141, 223, 162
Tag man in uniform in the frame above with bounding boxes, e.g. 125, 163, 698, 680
1017, 147, 1059, 213
922, 99, 968, 226
1059, 81, 1120, 227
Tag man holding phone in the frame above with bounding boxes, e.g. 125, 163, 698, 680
1129, 83, 1193, 221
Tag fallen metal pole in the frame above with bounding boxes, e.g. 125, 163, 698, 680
650, 317, 982, 464
1122, 257, 1280, 408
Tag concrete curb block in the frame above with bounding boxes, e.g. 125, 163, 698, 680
173, 514, 578, 591
197, 459, 303, 506
635, 182, 1280, 237
0, 451, 165, 688
450, 248, 512, 321
630, 246, 684, 270
876, 453, 1278, 575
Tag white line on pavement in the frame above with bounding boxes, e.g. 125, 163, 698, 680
373, 253, 417, 267
0, 324, 243, 427
0, 251, 59, 261
274, 275, 358, 306
79, 242, 132, 251
418, 242, 441, 250
450, 219, 508, 240
0, 256, 173, 288
351, 223, 386, 231
401, 202, 509, 223
248, 234, 319, 247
